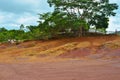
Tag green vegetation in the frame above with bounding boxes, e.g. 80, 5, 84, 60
0, 0, 118, 42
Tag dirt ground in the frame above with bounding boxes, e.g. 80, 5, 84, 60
0, 59, 120, 80
0, 35, 120, 62
0, 35, 120, 80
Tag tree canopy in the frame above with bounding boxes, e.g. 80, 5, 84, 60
47, 0, 118, 30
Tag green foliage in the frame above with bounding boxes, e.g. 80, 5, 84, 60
20, 24, 25, 31
0, 0, 118, 42
0, 25, 36, 42
47, 0, 118, 31
36, 0, 118, 38
0, 27, 7, 32
26, 25, 45, 40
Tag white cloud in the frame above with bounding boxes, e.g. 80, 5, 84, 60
110, 0, 120, 3
107, 14, 120, 31
16, 13, 39, 25
0, 15, 4, 23
107, 0, 120, 31
16, 0, 40, 5
0, 12, 39, 29
0, 23, 20, 30
0, 12, 15, 24
0, 0, 53, 29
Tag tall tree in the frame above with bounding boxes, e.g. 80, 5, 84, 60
47, 0, 118, 35
20, 24, 25, 31
0, 27, 7, 32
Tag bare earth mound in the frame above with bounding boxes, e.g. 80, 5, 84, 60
0, 35, 120, 80
0, 35, 119, 62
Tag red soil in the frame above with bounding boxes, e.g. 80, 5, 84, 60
0, 35, 120, 62
59, 48, 91, 58
0, 35, 120, 80
0, 60, 120, 80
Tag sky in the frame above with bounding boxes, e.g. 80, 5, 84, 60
0, 0, 119, 31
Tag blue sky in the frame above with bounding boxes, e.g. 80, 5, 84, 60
0, 0, 119, 31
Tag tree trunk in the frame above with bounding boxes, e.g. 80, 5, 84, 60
78, 27, 83, 37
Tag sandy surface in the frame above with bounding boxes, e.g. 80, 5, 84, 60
0, 59, 120, 80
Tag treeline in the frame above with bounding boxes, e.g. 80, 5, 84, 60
0, 25, 36, 42
0, 0, 118, 42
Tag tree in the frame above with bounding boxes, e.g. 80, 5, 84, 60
0, 27, 7, 32
88, 0, 118, 31
47, 0, 88, 36
47, 0, 118, 35
38, 11, 73, 38
20, 24, 25, 31
26, 25, 43, 40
